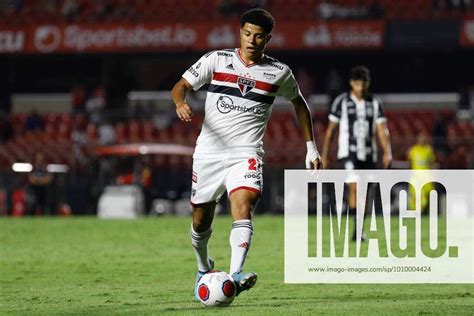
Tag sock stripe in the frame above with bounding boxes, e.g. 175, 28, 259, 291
191, 228, 212, 241
232, 224, 253, 231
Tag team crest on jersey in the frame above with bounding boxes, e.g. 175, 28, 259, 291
237, 77, 256, 96
366, 105, 373, 116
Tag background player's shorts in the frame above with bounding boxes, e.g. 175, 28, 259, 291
338, 157, 376, 170
190, 156, 263, 205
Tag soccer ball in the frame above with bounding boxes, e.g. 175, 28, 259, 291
197, 271, 236, 307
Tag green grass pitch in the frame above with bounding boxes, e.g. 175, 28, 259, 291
1, 216, 473, 315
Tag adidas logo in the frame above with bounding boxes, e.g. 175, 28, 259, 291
226, 64, 234, 70
238, 242, 249, 250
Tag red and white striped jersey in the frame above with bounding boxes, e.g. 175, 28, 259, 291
182, 48, 301, 158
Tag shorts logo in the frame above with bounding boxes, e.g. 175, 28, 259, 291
192, 172, 198, 183
244, 172, 261, 179
196, 62, 201, 69
237, 77, 256, 96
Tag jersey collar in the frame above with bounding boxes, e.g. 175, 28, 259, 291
237, 48, 265, 68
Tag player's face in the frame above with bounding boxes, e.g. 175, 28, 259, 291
418, 133, 428, 145
350, 79, 370, 98
240, 23, 271, 61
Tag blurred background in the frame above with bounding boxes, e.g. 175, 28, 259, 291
0, 0, 472, 218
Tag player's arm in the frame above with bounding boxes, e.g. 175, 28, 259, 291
290, 96, 322, 170
321, 121, 339, 169
171, 78, 194, 122
376, 122, 392, 169
323, 94, 343, 168
172, 52, 214, 122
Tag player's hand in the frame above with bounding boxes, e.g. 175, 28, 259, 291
176, 102, 193, 122
383, 153, 392, 169
310, 156, 323, 170
305, 141, 323, 170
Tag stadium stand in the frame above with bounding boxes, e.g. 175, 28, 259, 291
0, 110, 472, 171
0, 0, 473, 25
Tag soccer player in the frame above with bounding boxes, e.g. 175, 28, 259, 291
407, 132, 436, 213
171, 8, 322, 299
321, 66, 392, 240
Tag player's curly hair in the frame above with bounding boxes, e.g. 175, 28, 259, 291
350, 66, 371, 82
240, 8, 275, 34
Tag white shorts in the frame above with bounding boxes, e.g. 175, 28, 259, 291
190, 155, 263, 205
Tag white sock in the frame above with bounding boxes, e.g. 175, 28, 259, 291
190, 224, 212, 272
229, 219, 253, 275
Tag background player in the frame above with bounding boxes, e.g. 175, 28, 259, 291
407, 132, 436, 213
321, 66, 392, 240
171, 8, 322, 300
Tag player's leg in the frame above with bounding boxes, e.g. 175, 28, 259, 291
340, 159, 361, 240
348, 182, 359, 241
229, 189, 259, 274
226, 156, 262, 275
191, 202, 216, 273
228, 189, 259, 295
190, 157, 226, 300
355, 161, 377, 241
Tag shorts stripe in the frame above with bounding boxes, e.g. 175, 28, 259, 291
228, 186, 261, 196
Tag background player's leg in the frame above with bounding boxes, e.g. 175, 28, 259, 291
191, 202, 216, 272
349, 182, 359, 240
229, 189, 259, 274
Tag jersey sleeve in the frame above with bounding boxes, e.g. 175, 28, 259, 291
328, 94, 343, 123
375, 96, 387, 124
182, 52, 215, 91
278, 70, 302, 101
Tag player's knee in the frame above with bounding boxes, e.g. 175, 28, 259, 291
193, 219, 212, 233
192, 210, 213, 232
231, 203, 252, 220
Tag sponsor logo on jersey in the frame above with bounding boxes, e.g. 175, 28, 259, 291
268, 62, 284, 70
254, 180, 262, 187
217, 51, 233, 57
216, 96, 234, 114
187, 66, 199, 77
216, 96, 264, 115
237, 77, 256, 96
225, 63, 234, 70
192, 172, 198, 183
195, 62, 201, 69
263, 72, 276, 80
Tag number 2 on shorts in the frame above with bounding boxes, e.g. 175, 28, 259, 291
248, 158, 257, 171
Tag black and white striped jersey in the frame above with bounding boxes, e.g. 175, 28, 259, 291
329, 92, 387, 163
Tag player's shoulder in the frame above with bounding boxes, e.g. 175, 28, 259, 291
262, 54, 291, 73
203, 48, 236, 59
334, 92, 349, 104
367, 93, 383, 104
